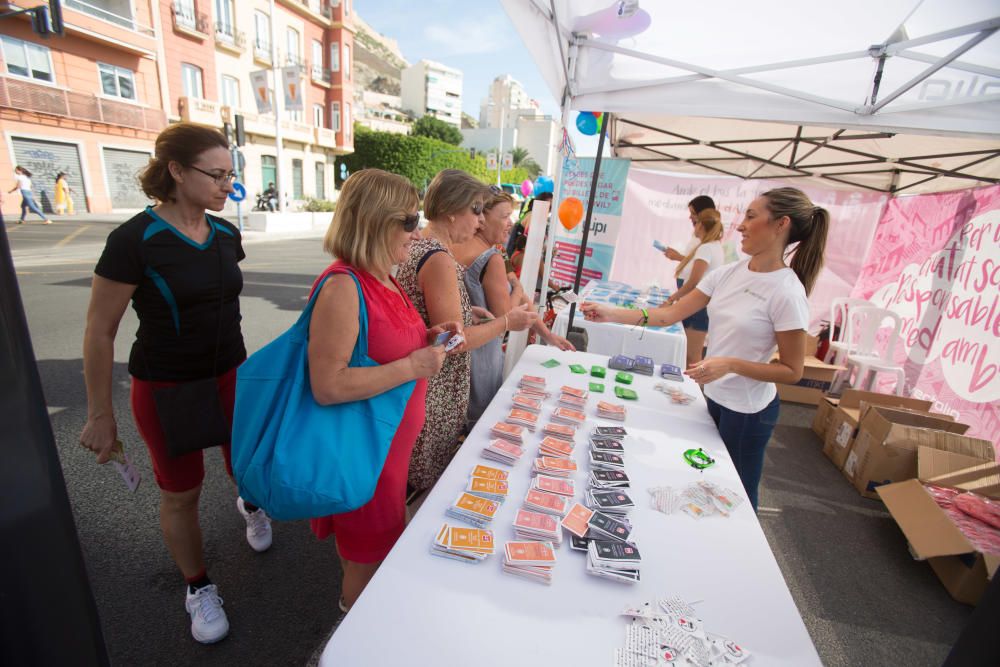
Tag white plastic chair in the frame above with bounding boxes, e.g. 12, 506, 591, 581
840, 306, 906, 395
824, 297, 873, 365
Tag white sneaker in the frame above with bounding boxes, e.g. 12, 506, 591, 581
185, 584, 229, 644
237, 497, 273, 552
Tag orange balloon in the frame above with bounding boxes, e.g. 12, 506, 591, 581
558, 197, 584, 231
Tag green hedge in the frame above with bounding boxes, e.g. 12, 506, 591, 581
339, 126, 530, 192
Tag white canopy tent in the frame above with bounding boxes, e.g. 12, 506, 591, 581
501, 0, 1000, 194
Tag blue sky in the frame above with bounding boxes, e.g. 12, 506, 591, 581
357, 0, 561, 120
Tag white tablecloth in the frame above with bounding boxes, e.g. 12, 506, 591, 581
321, 345, 820, 667
552, 280, 688, 368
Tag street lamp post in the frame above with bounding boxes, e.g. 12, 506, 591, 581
496, 104, 505, 186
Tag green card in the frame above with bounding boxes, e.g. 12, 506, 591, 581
590, 366, 606, 378
541, 359, 561, 368
615, 371, 634, 385
615, 386, 638, 400
570, 364, 587, 374
589, 382, 605, 393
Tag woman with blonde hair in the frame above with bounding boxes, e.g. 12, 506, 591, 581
583, 187, 828, 511
665, 207, 726, 366
397, 170, 538, 495
453, 187, 573, 425
307, 168, 456, 611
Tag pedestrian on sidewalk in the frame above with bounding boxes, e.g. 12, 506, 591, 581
79, 123, 271, 645
54, 171, 75, 215
8, 166, 51, 224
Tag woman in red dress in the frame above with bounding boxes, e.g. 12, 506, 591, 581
306, 169, 462, 610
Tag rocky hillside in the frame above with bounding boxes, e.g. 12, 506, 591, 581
353, 14, 408, 96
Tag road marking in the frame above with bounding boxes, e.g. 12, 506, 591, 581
54, 225, 92, 248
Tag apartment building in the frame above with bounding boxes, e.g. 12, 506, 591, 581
400, 59, 461, 128
0, 0, 166, 213
0, 0, 354, 216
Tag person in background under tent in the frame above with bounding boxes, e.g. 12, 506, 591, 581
582, 187, 828, 511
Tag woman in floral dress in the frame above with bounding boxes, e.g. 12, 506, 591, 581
396, 170, 538, 494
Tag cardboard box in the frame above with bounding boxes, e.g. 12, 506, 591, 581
775, 355, 845, 405
821, 390, 934, 469
844, 405, 988, 499
877, 448, 1000, 605
811, 396, 838, 439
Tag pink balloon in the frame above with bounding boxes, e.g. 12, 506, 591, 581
520, 179, 533, 197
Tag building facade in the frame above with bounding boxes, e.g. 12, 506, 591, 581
478, 74, 536, 130
0, 0, 354, 216
400, 59, 461, 128
463, 74, 561, 178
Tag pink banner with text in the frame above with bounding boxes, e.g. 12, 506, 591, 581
609, 170, 888, 329
852, 185, 1000, 457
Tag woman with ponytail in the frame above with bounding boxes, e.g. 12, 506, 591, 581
665, 208, 726, 366
582, 187, 828, 510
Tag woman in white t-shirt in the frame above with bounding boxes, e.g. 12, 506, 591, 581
582, 187, 828, 510
7, 166, 52, 224
665, 208, 725, 366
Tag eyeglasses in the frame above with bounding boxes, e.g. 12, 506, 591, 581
188, 165, 237, 186
401, 212, 420, 232
470, 202, 485, 215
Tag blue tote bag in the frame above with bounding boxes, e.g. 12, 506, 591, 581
231, 270, 415, 520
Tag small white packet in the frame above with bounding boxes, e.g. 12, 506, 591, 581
110, 440, 141, 493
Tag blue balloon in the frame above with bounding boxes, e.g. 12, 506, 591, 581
534, 176, 554, 195
576, 112, 598, 136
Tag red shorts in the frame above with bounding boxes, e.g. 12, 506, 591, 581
130, 367, 237, 493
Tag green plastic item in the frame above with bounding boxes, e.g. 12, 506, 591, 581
590, 366, 606, 378
589, 382, 605, 393
614, 386, 638, 400
615, 371, 633, 385
541, 359, 561, 368
570, 364, 587, 374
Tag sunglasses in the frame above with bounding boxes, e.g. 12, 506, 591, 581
489, 184, 503, 195
401, 212, 420, 232
470, 202, 485, 215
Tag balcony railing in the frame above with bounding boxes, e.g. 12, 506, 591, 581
171, 2, 209, 35
0, 75, 166, 132
311, 64, 331, 84
65, 0, 156, 35
215, 24, 246, 52
253, 41, 272, 62
178, 96, 221, 126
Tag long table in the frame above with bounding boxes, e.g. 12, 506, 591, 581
321, 345, 820, 666
551, 280, 688, 368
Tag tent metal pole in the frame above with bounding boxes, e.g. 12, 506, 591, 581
567, 112, 610, 331
869, 91, 1000, 115
575, 49, 870, 97
789, 127, 803, 167
582, 40, 857, 112
867, 28, 997, 113
896, 50, 1000, 78
884, 17, 1000, 53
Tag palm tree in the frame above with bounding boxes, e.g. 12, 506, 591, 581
510, 147, 542, 179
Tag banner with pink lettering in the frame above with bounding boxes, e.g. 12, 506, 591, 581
852, 185, 1000, 457
609, 169, 888, 329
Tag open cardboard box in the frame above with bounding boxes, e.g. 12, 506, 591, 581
812, 396, 838, 439
877, 447, 1000, 605
770, 336, 844, 406
844, 405, 979, 499
821, 390, 934, 469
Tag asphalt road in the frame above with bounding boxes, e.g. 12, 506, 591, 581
10, 218, 344, 666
